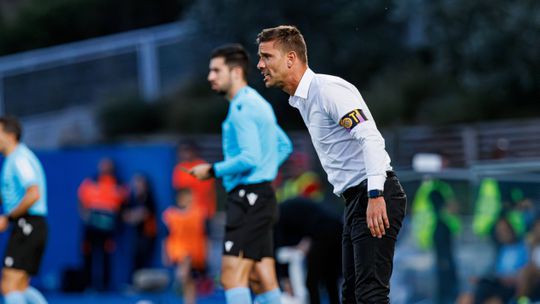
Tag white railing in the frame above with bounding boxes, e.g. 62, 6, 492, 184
0, 21, 195, 116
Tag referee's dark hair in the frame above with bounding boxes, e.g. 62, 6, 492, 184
211, 43, 250, 81
0, 116, 22, 142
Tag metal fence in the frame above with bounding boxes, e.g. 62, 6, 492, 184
1, 21, 539, 167
387, 118, 540, 168
0, 21, 199, 117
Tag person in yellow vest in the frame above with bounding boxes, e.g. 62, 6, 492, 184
473, 178, 527, 238
411, 178, 461, 303
473, 178, 503, 237
276, 152, 323, 203
411, 178, 461, 250
430, 191, 459, 304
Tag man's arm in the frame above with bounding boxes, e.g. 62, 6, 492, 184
321, 83, 390, 238
191, 103, 261, 180
6, 185, 40, 218
0, 185, 40, 232
213, 104, 261, 177
321, 83, 389, 192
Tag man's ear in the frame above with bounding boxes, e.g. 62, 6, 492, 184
231, 66, 243, 80
287, 51, 297, 68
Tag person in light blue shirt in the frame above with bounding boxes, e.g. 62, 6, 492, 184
214, 85, 291, 192
191, 44, 292, 304
0, 116, 48, 304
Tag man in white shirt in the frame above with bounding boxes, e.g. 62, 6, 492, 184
256, 25, 407, 303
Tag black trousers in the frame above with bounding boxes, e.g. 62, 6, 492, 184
306, 234, 342, 304
83, 227, 114, 291
341, 172, 407, 304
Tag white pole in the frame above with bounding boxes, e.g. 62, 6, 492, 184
137, 39, 160, 102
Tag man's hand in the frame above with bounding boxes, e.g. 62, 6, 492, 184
0, 216, 10, 232
190, 163, 213, 180
366, 197, 390, 238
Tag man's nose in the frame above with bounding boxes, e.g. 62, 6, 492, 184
257, 59, 265, 70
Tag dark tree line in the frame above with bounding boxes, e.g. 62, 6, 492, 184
1, 0, 539, 136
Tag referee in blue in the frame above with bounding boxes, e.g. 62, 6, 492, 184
257, 26, 407, 303
191, 44, 292, 304
0, 116, 48, 304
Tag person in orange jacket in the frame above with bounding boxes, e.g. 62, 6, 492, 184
78, 158, 127, 291
162, 188, 208, 304
172, 141, 217, 220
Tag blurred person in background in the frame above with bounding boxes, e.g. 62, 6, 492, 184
411, 179, 461, 303
77, 157, 127, 291
190, 43, 292, 304
275, 197, 342, 304
473, 179, 529, 241
516, 217, 540, 303
0, 116, 48, 304
162, 188, 207, 304
430, 191, 459, 304
172, 140, 217, 220
257, 25, 407, 303
460, 216, 528, 304
121, 173, 157, 284
275, 151, 323, 203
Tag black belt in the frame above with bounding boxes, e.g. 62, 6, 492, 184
341, 171, 396, 202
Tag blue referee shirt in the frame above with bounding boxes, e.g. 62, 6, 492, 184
214, 86, 292, 192
1, 144, 47, 216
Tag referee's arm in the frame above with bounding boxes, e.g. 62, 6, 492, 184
7, 185, 40, 219
213, 107, 261, 177
276, 126, 293, 166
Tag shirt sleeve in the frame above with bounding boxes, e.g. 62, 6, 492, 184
213, 102, 261, 177
14, 157, 38, 188
320, 82, 388, 191
276, 125, 293, 166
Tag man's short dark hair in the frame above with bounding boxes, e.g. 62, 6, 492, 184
256, 25, 308, 64
210, 43, 250, 80
0, 116, 22, 141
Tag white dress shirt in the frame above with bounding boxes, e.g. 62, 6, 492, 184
289, 68, 392, 195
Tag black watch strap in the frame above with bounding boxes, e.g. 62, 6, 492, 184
368, 189, 384, 199
209, 164, 215, 177
7, 213, 16, 222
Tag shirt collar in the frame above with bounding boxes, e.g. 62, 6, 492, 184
293, 68, 315, 99
231, 85, 250, 103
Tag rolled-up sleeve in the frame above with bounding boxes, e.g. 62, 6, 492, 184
320, 83, 388, 191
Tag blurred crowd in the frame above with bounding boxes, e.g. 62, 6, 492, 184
409, 175, 540, 304
69, 139, 540, 304
75, 141, 216, 304
72, 141, 343, 304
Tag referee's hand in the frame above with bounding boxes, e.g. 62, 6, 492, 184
0, 216, 9, 232
190, 163, 213, 180
367, 197, 390, 238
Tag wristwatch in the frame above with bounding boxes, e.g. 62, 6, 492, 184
6, 213, 16, 222
368, 189, 384, 199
